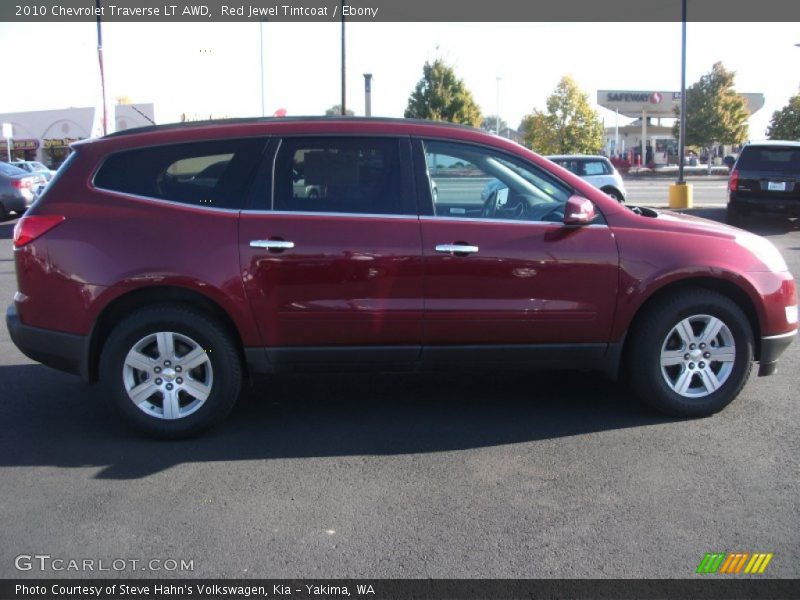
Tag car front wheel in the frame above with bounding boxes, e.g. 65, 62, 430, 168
627, 289, 754, 417
100, 305, 242, 438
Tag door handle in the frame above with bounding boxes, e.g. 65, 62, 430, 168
435, 244, 479, 254
250, 240, 295, 250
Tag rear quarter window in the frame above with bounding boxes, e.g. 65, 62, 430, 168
583, 160, 609, 176
93, 138, 267, 209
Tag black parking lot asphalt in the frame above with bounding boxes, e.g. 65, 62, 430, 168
0, 206, 798, 579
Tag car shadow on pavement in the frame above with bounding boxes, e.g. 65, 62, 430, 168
0, 363, 680, 480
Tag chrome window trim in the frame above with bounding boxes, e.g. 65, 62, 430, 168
244, 210, 419, 220
419, 215, 609, 228
89, 186, 242, 214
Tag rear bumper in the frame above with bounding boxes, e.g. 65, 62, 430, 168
730, 194, 800, 216
758, 330, 797, 376
6, 303, 90, 380
1, 193, 28, 212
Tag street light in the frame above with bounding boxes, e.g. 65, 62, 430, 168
259, 20, 265, 117
495, 76, 502, 135
340, 0, 346, 115
668, 0, 692, 209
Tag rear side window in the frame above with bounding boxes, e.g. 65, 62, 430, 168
583, 160, 610, 176
94, 138, 266, 209
274, 137, 405, 215
737, 147, 800, 172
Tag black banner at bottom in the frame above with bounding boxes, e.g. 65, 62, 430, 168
2, 579, 799, 600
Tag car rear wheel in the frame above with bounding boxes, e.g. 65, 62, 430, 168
627, 289, 753, 417
0, 203, 8, 221
100, 305, 242, 439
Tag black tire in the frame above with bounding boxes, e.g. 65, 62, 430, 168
603, 188, 624, 203
725, 203, 745, 227
0, 203, 8, 221
99, 304, 242, 439
626, 289, 753, 417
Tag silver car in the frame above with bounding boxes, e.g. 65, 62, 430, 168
546, 155, 627, 203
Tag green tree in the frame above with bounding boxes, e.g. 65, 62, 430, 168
481, 115, 507, 133
766, 94, 800, 140
325, 105, 354, 116
673, 62, 749, 158
519, 76, 603, 154
404, 59, 482, 127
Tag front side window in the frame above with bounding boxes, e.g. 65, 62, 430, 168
274, 137, 404, 215
424, 140, 573, 222
93, 138, 266, 209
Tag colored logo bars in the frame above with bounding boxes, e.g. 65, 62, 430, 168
697, 552, 774, 574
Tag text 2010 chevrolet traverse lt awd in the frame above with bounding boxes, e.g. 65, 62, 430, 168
6, 118, 797, 438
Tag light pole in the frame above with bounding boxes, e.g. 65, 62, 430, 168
363, 73, 372, 117
95, 0, 108, 136
340, 1, 346, 115
495, 76, 502, 135
259, 20, 265, 117
669, 0, 692, 209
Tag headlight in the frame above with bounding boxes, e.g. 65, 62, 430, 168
735, 233, 788, 272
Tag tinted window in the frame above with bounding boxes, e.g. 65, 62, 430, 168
274, 137, 404, 215
94, 138, 266, 209
424, 140, 572, 222
737, 147, 800, 172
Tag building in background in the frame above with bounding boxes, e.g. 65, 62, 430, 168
597, 90, 763, 166
0, 104, 155, 167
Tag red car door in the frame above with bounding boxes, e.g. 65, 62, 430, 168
415, 139, 619, 357
239, 136, 424, 365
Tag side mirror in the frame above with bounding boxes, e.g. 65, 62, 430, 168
563, 195, 596, 226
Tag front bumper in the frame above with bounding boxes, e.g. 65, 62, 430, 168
758, 330, 797, 376
6, 303, 90, 380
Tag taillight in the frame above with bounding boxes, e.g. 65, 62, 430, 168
11, 178, 33, 189
13, 215, 65, 248
728, 169, 739, 192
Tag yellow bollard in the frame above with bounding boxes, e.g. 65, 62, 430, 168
668, 182, 693, 209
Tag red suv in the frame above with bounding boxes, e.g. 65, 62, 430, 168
6, 118, 797, 438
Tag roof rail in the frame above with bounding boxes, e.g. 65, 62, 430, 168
103, 116, 483, 138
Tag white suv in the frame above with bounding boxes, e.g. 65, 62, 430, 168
546, 155, 626, 203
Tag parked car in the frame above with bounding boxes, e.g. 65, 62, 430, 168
727, 141, 800, 226
0, 161, 40, 220
10, 160, 56, 182
546, 155, 627, 202
6, 118, 797, 438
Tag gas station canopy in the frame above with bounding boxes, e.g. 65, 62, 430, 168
597, 90, 764, 118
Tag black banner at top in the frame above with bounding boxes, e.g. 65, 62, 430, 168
2, 0, 800, 22
2, 579, 800, 600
